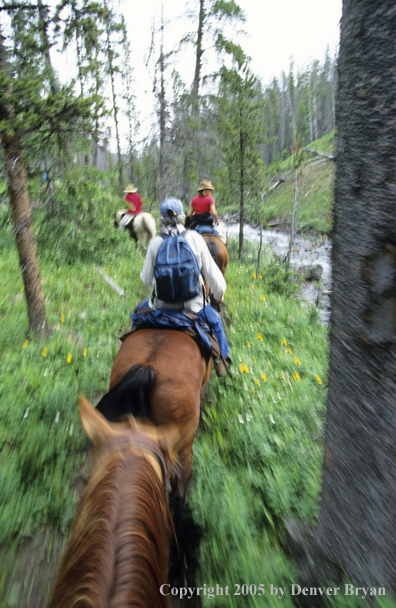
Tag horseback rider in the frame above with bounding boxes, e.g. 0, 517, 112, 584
188, 180, 219, 235
140, 198, 231, 376
124, 183, 143, 215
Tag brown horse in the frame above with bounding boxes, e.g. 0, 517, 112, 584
49, 395, 190, 608
96, 329, 211, 488
94, 328, 212, 585
202, 234, 228, 277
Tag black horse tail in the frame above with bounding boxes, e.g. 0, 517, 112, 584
96, 364, 156, 422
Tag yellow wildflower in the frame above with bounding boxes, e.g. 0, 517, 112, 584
247, 341, 251, 348
282, 373, 286, 381
260, 295, 265, 302
292, 371, 301, 381
253, 357, 257, 364
23, 339, 29, 349
255, 378, 260, 386
287, 347, 292, 354
260, 373, 267, 382
257, 332, 263, 342
315, 374, 322, 384
106, 247, 109, 252
258, 273, 262, 279
55, 323, 60, 331
67, 353, 72, 363
250, 284, 254, 289
239, 363, 250, 374
252, 272, 256, 279
42, 347, 47, 357
61, 314, 65, 323
294, 357, 301, 366
83, 347, 87, 357
281, 338, 287, 346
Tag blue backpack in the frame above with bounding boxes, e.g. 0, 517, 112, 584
154, 231, 201, 303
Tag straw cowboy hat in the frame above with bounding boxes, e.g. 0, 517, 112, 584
124, 183, 138, 193
197, 180, 214, 192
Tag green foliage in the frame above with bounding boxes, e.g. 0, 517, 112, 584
189, 258, 328, 605
30, 165, 124, 264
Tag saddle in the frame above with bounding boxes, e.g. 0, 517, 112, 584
118, 210, 135, 228
121, 302, 221, 363
185, 213, 215, 231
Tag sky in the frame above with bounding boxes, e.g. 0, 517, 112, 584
122, 0, 342, 145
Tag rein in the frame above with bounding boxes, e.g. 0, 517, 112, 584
96, 429, 172, 499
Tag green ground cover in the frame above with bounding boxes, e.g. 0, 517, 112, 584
0, 163, 393, 606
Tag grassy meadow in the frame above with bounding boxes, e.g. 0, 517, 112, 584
0, 163, 394, 607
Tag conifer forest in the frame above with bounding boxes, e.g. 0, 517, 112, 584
1, 1, 395, 607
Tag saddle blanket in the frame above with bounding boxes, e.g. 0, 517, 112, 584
123, 300, 220, 359
119, 211, 134, 228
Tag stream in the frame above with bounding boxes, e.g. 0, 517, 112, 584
219, 220, 332, 325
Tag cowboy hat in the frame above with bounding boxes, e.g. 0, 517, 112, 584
197, 180, 214, 192
124, 183, 138, 193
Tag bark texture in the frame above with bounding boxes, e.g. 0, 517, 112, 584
0, 34, 47, 335
315, 0, 396, 592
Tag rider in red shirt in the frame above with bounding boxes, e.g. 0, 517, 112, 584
189, 180, 219, 225
124, 184, 143, 214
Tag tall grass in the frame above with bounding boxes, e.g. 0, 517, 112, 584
0, 207, 392, 606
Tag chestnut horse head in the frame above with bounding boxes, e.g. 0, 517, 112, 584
49, 394, 192, 608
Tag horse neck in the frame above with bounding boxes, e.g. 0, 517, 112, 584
49, 449, 171, 608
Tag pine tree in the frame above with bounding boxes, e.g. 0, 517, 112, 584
218, 62, 266, 259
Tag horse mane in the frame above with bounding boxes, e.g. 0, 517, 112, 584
49, 446, 171, 608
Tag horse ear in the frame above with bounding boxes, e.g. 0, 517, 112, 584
79, 393, 115, 446
156, 421, 197, 458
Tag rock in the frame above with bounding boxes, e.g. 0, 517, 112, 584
301, 264, 323, 281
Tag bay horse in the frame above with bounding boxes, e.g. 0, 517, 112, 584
95, 328, 212, 584
201, 234, 228, 311
49, 394, 191, 608
202, 234, 228, 277
115, 210, 156, 250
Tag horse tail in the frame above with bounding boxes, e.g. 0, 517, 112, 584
96, 364, 156, 422
143, 213, 157, 240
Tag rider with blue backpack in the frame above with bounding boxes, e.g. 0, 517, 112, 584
140, 198, 231, 376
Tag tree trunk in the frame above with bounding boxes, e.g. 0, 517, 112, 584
105, 13, 124, 196
289, 0, 396, 596
159, 10, 167, 202
192, 0, 205, 99
238, 105, 244, 260
286, 167, 298, 264
0, 33, 47, 335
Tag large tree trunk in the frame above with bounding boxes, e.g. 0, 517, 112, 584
289, 0, 396, 596
0, 34, 47, 335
